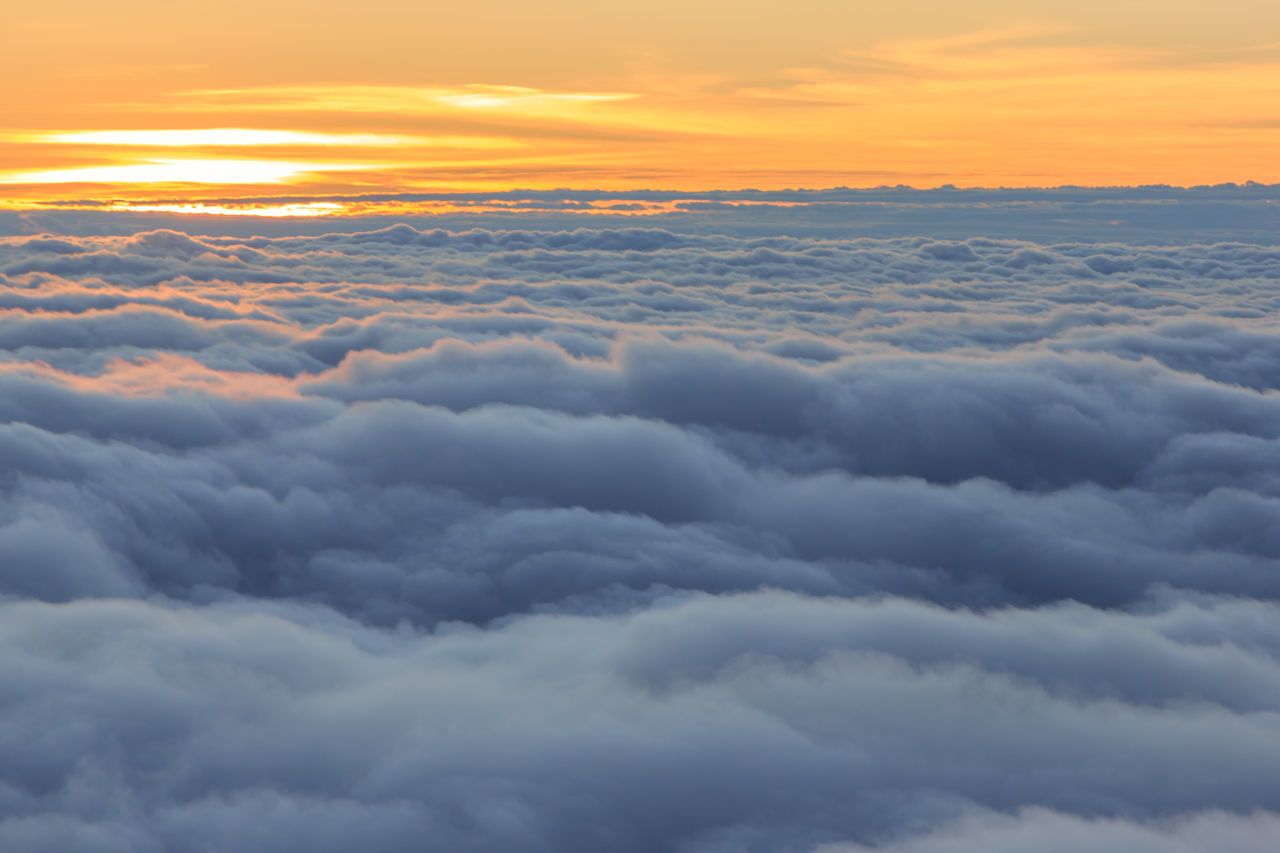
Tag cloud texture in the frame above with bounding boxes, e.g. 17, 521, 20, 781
1, 217, 1278, 850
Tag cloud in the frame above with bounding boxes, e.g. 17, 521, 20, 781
2, 592, 1279, 852
816, 809, 1280, 853
0, 215, 1277, 849
5, 185, 1279, 241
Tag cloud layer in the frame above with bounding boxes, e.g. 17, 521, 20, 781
7, 184, 1279, 242
1, 218, 1278, 850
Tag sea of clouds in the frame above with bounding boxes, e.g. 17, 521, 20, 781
1, 194, 1279, 851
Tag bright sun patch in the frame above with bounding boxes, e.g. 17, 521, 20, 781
0, 158, 374, 185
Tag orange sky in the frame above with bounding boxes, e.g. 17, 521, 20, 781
3, 1, 1278, 212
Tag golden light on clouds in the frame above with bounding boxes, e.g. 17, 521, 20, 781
103, 202, 348, 217
2, 0, 1278, 212
166, 84, 637, 116
433, 85, 637, 110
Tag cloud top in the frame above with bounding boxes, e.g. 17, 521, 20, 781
1, 218, 1278, 850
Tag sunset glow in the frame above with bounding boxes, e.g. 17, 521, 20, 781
4, 0, 1277, 213
25, 129, 421, 147
0, 158, 374, 186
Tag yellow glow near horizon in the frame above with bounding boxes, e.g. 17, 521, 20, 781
0, 159, 372, 185
3, 0, 1279, 208
117, 201, 348, 216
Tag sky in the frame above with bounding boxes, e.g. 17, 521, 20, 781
3, 0, 1280, 214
